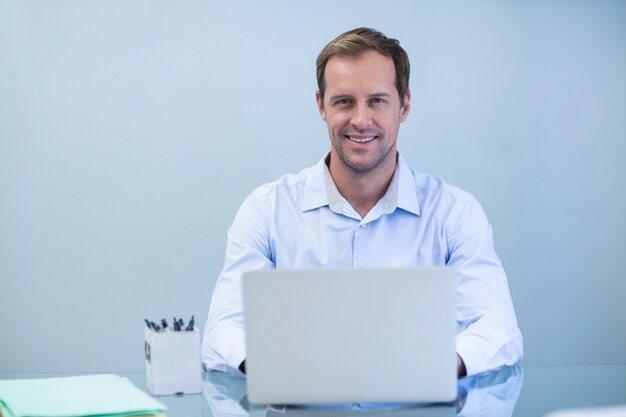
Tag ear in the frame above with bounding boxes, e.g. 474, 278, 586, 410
315, 90, 327, 122
399, 88, 411, 123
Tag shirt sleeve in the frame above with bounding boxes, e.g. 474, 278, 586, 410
201, 192, 274, 377
446, 195, 523, 376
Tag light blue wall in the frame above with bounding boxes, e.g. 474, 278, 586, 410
1, 0, 624, 373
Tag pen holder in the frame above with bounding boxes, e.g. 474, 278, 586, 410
144, 327, 201, 395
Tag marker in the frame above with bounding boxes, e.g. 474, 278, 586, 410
186, 315, 195, 331
145, 319, 151, 329
173, 317, 179, 331
161, 319, 168, 330
178, 318, 184, 330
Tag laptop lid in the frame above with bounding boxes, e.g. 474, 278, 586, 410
242, 267, 457, 405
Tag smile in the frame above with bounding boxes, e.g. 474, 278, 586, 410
347, 136, 375, 143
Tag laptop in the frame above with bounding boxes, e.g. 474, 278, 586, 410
242, 267, 457, 405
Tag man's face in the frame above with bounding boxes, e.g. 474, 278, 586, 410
316, 50, 410, 175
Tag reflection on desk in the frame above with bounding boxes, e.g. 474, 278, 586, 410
202, 366, 523, 417
457, 366, 523, 416
2, 365, 624, 417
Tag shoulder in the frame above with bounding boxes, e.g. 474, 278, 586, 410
399, 156, 487, 227
399, 157, 475, 210
240, 161, 320, 213
413, 170, 473, 203
248, 165, 315, 200
229, 162, 319, 235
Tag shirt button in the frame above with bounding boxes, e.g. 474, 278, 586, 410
360, 223, 367, 228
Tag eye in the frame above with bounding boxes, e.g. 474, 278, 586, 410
336, 98, 352, 105
371, 97, 386, 104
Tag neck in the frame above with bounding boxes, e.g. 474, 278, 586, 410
328, 153, 397, 218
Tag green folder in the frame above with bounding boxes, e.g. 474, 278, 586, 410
0, 374, 166, 417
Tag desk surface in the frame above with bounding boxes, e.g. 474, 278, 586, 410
2, 365, 625, 417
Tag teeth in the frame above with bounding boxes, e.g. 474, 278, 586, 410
348, 136, 375, 143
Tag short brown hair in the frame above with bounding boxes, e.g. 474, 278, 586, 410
316, 27, 410, 105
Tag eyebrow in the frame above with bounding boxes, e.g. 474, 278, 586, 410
329, 92, 393, 101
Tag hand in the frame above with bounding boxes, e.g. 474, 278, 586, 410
457, 354, 467, 378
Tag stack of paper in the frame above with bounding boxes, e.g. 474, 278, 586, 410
0, 374, 166, 417
546, 405, 626, 417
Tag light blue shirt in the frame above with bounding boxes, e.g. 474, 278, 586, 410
202, 153, 523, 376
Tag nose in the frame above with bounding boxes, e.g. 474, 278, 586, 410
350, 102, 372, 130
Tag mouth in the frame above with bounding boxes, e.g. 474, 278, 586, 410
346, 136, 376, 143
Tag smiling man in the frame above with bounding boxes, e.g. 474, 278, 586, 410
317, 49, 409, 218
202, 27, 523, 378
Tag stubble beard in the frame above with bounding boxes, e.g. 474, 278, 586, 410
333, 128, 396, 175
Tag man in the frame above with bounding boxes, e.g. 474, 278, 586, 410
202, 27, 523, 378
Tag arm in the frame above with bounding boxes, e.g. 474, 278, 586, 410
201, 192, 274, 377
447, 196, 523, 376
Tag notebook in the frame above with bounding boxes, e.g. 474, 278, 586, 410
242, 267, 457, 405
0, 374, 166, 417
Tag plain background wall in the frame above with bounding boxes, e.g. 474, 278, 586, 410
1, 0, 624, 373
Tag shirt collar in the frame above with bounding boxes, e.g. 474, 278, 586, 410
301, 152, 421, 217
300, 155, 331, 212
325, 160, 345, 214
395, 153, 421, 216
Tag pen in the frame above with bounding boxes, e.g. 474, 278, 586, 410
186, 315, 195, 331
146, 315, 195, 331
